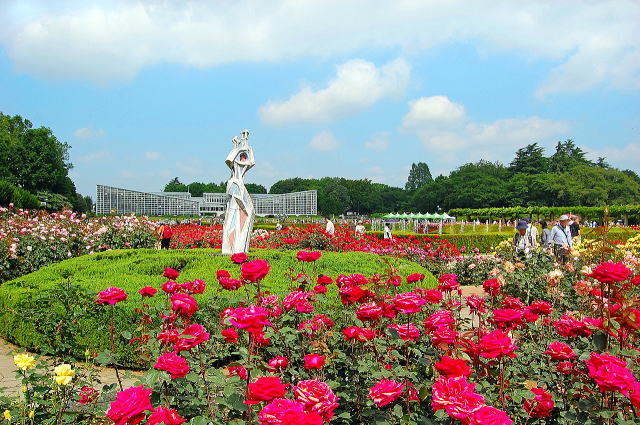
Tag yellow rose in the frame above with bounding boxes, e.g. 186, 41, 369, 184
53, 364, 75, 386
3, 410, 10, 421
28, 411, 34, 419
13, 353, 36, 371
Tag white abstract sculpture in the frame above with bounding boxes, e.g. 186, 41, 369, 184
222, 130, 255, 255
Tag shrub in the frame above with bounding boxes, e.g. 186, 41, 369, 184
0, 248, 434, 368
0, 181, 40, 209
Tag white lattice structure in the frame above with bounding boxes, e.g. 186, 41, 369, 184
96, 185, 317, 216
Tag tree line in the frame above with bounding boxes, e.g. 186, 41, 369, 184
0, 113, 92, 212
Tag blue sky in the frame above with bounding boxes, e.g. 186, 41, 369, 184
0, 0, 639, 197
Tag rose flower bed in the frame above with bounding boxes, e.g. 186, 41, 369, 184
0, 207, 157, 282
3, 250, 640, 424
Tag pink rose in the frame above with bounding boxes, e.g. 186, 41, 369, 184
258, 398, 323, 425
230, 252, 248, 264
174, 324, 209, 352
585, 352, 636, 392
406, 273, 425, 284
246, 376, 289, 405
432, 376, 485, 421
356, 302, 384, 321
268, 356, 290, 371
296, 250, 322, 262
434, 355, 471, 378
469, 406, 513, 425
387, 323, 420, 341
294, 380, 340, 422
147, 407, 186, 425
523, 387, 554, 418
163, 268, 180, 280
304, 354, 326, 370
221, 327, 239, 343
588, 261, 632, 284
545, 341, 575, 361
478, 330, 518, 359
138, 286, 157, 297
392, 292, 427, 314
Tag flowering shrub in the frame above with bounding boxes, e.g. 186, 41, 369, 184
4, 249, 640, 425
0, 207, 157, 282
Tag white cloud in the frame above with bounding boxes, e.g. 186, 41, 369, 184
308, 131, 340, 152
402, 96, 466, 129
587, 143, 640, 172
72, 126, 105, 139
144, 151, 162, 161
1, 1, 637, 96
466, 117, 570, 143
364, 133, 390, 151
78, 150, 113, 163
259, 58, 410, 125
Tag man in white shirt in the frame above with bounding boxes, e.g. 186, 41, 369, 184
383, 222, 392, 240
324, 217, 335, 235
549, 215, 573, 263
354, 222, 365, 236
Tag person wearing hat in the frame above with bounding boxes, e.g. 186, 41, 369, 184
549, 215, 573, 263
513, 220, 533, 259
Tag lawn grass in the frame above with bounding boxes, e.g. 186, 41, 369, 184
0, 248, 435, 366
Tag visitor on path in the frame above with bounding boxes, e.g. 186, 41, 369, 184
513, 220, 532, 259
324, 217, 335, 235
355, 222, 366, 236
540, 220, 552, 253
523, 217, 538, 250
157, 222, 173, 249
570, 215, 581, 243
550, 215, 573, 264
383, 222, 393, 240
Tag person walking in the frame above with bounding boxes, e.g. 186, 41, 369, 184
540, 220, 552, 253
570, 215, 581, 244
383, 222, 393, 240
549, 215, 573, 263
324, 217, 335, 235
513, 220, 533, 259
523, 217, 538, 251
355, 222, 366, 236
157, 222, 173, 249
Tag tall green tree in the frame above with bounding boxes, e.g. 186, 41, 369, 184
164, 177, 188, 192
405, 162, 433, 191
548, 139, 593, 173
509, 143, 549, 174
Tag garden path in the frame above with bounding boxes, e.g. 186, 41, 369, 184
0, 285, 485, 395
0, 337, 141, 395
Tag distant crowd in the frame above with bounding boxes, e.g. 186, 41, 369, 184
512, 215, 583, 263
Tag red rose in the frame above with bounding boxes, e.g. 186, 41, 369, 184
483, 278, 501, 296
339, 285, 371, 305
406, 273, 425, 284
438, 273, 459, 292
268, 356, 290, 371
294, 380, 340, 422
162, 280, 179, 294
228, 305, 273, 335
221, 327, 239, 343
423, 289, 443, 304
246, 376, 289, 405
342, 326, 376, 342
78, 386, 99, 405
258, 398, 323, 425
317, 275, 333, 285
304, 354, 326, 370
230, 252, 248, 264
492, 308, 524, 329
190, 279, 206, 294
502, 297, 524, 310
356, 302, 384, 321
588, 261, 632, 284
528, 300, 552, 315
174, 324, 210, 352
241, 259, 271, 282
466, 295, 487, 313
170, 293, 199, 317
138, 286, 157, 297
469, 406, 513, 425
434, 355, 471, 378
96, 287, 128, 305
431, 376, 485, 421
313, 284, 327, 294
368, 378, 404, 407
227, 365, 248, 380
219, 277, 242, 291
553, 314, 592, 338
585, 352, 636, 392
545, 341, 575, 360
432, 326, 459, 346
387, 323, 420, 341
154, 352, 190, 379
629, 381, 640, 410
106, 385, 153, 425
163, 268, 180, 280
392, 292, 427, 314
523, 387, 554, 418
216, 269, 231, 279
147, 407, 186, 425
478, 330, 518, 359
424, 310, 455, 332
296, 250, 322, 262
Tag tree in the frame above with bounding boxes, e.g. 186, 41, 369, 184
245, 183, 267, 194
548, 139, 593, 173
405, 162, 433, 191
509, 143, 549, 174
596, 157, 611, 168
164, 177, 188, 193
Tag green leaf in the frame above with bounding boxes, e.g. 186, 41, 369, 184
392, 404, 403, 418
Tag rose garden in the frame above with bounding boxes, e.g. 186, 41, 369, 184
1, 205, 640, 425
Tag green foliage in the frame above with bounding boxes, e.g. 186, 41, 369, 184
0, 181, 40, 209
0, 248, 434, 367
405, 162, 433, 191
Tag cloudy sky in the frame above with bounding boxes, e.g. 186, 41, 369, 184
1, 0, 639, 197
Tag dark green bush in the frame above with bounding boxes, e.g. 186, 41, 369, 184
0, 180, 40, 209
0, 248, 434, 368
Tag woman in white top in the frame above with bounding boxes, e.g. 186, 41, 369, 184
324, 217, 335, 235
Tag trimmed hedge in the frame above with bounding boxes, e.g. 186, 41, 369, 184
0, 181, 40, 209
0, 248, 435, 367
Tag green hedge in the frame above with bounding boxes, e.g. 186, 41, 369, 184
0, 180, 40, 209
0, 248, 435, 367
449, 205, 640, 222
